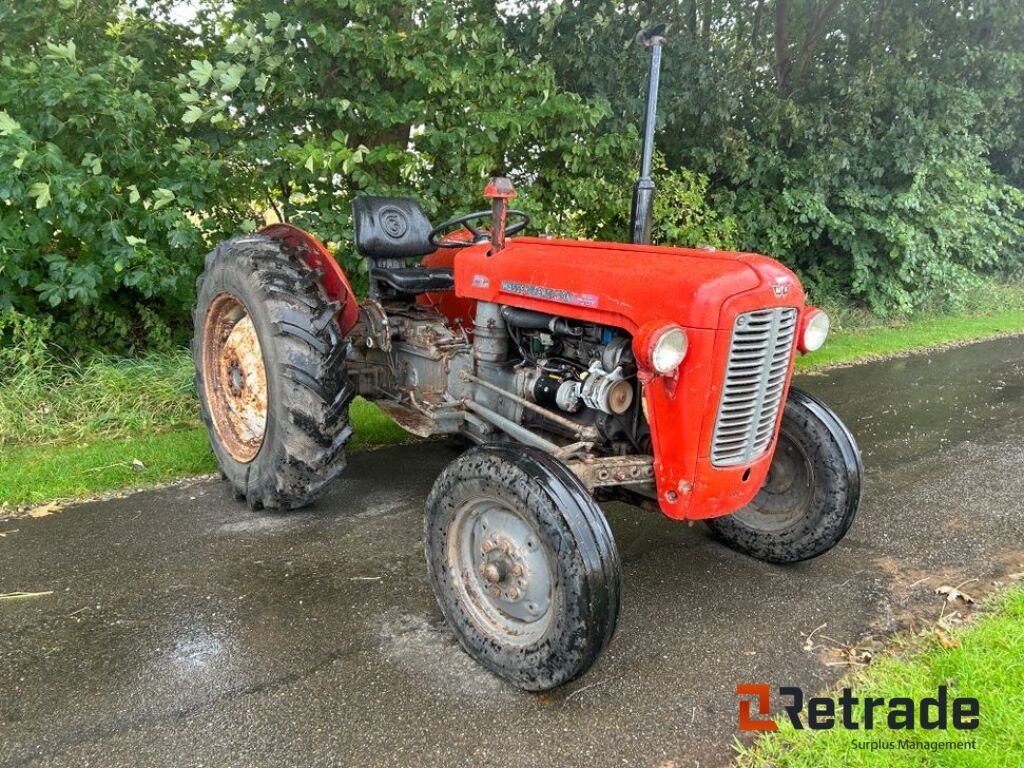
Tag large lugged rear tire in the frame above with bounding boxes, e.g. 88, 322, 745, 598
706, 387, 863, 564
425, 445, 622, 691
192, 235, 355, 510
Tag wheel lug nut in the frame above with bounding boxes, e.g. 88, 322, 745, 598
511, 564, 524, 577
489, 585, 501, 598
481, 540, 494, 553
499, 540, 510, 553
507, 587, 519, 600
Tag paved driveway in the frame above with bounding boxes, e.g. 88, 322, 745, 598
2, 337, 1023, 767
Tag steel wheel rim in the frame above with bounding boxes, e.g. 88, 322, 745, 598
202, 292, 268, 463
447, 497, 555, 646
733, 429, 814, 532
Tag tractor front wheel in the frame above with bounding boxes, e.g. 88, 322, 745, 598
425, 445, 622, 691
192, 235, 355, 511
706, 388, 863, 564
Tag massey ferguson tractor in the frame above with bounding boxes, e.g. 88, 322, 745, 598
192, 29, 862, 691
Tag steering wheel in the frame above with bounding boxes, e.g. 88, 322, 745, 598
428, 209, 531, 249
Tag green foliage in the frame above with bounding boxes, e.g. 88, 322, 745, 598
177, 0, 632, 280
0, 0, 1022, 354
0, 309, 54, 370
506, 0, 1024, 314
528, 153, 739, 249
0, 1, 253, 353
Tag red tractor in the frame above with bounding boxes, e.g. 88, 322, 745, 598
192, 29, 862, 691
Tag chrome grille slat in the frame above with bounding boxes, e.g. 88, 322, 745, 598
710, 307, 797, 467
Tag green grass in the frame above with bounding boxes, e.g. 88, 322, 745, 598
0, 398, 410, 508
0, 349, 198, 449
797, 308, 1024, 370
0, 427, 217, 507
737, 588, 1024, 767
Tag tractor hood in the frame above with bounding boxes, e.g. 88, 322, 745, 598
454, 237, 804, 331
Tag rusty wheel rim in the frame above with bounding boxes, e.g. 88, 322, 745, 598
202, 293, 268, 463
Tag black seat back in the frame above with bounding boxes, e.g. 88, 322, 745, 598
352, 196, 434, 259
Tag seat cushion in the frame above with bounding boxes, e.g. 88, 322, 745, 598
352, 196, 434, 259
371, 266, 455, 294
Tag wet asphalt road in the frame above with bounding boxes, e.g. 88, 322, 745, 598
2, 337, 1024, 768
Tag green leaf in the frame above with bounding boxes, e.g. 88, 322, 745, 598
219, 64, 246, 93
127, 185, 140, 204
152, 188, 175, 210
263, 11, 281, 30
125, 235, 146, 246
304, 155, 315, 173
82, 153, 102, 175
182, 105, 203, 124
28, 182, 51, 209
0, 110, 20, 136
254, 74, 270, 93
45, 40, 77, 63
189, 60, 214, 87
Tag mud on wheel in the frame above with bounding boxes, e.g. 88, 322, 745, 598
706, 387, 863, 564
192, 235, 355, 510
425, 445, 622, 691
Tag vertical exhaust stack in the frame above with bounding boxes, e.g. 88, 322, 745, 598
630, 25, 667, 246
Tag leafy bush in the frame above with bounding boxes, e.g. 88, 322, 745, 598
1, 0, 1022, 357
0, 1, 253, 353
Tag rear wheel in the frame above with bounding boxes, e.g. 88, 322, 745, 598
706, 388, 863, 564
192, 235, 355, 510
425, 445, 621, 691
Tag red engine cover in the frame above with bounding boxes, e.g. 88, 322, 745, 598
454, 236, 807, 521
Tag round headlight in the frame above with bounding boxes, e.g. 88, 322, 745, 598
651, 326, 688, 374
801, 309, 830, 352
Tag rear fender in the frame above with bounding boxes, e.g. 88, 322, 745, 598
259, 223, 360, 334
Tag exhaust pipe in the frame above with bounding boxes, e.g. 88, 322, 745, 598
630, 25, 666, 246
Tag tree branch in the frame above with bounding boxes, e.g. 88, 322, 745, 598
773, 0, 792, 92
790, 0, 844, 85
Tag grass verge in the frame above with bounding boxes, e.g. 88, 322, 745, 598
0, 398, 409, 509
796, 308, 1024, 370
737, 587, 1024, 767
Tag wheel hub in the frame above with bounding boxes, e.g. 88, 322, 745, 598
734, 429, 814, 531
449, 500, 554, 642
202, 293, 269, 463
478, 536, 533, 604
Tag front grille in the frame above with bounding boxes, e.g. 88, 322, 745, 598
710, 308, 798, 467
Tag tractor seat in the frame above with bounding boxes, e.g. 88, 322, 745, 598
352, 196, 434, 259
352, 195, 453, 295
371, 265, 454, 294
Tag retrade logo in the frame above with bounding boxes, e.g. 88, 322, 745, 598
736, 684, 980, 732
737, 684, 778, 731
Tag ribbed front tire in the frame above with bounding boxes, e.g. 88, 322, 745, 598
706, 388, 863, 563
